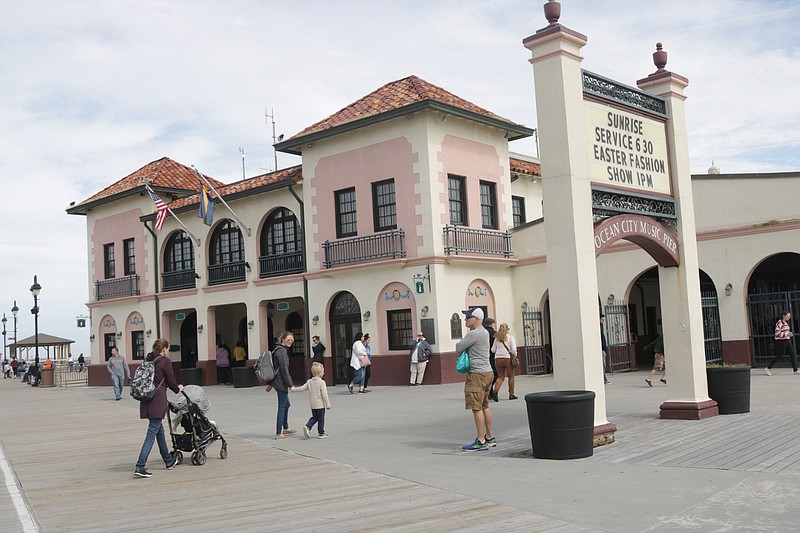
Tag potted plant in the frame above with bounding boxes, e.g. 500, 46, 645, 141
706, 363, 751, 414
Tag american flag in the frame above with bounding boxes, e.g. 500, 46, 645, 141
149, 190, 168, 230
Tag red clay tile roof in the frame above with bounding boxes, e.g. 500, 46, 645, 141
510, 157, 541, 178
277, 75, 532, 152
166, 165, 303, 211
70, 157, 225, 212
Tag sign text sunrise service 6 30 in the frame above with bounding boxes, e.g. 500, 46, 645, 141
584, 100, 671, 195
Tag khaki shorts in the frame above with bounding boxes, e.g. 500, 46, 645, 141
464, 372, 493, 411
653, 353, 665, 371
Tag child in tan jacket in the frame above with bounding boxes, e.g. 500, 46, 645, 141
291, 362, 332, 438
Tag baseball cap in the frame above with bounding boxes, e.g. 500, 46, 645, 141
462, 307, 485, 321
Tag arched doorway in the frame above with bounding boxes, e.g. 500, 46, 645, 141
179, 311, 198, 368
329, 292, 362, 385
747, 252, 800, 367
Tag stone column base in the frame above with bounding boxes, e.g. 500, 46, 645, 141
593, 422, 617, 447
660, 400, 719, 420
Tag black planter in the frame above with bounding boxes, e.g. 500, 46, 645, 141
180, 367, 203, 386
525, 390, 595, 459
231, 366, 255, 388
706, 366, 751, 414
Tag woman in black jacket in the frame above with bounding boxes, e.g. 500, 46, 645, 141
134, 338, 182, 478
269, 331, 295, 440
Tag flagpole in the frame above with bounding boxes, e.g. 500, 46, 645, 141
192, 165, 252, 237
145, 184, 202, 246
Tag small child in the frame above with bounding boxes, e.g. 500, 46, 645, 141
290, 362, 331, 439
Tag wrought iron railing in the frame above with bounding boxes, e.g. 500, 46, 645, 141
95, 275, 139, 300
259, 251, 304, 278
208, 261, 246, 285
323, 229, 405, 268
443, 225, 512, 257
162, 269, 197, 291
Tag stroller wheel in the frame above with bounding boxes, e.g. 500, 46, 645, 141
196, 450, 207, 466
190, 452, 198, 465
172, 451, 183, 465
220, 445, 228, 460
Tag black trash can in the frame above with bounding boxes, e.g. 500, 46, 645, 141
181, 367, 203, 386
231, 366, 255, 388
525, 390, 595, 460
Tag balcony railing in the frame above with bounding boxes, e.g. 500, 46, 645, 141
95, 275, 140, 300
162, 269, 197, 292
208, 261, 246, 285
323, 229, 405, 268
443, 225, 512, 257
259, 251, 304, 278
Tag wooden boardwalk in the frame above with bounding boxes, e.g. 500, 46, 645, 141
0, 382, 587, 533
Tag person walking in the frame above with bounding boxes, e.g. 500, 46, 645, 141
10, 356, 19, 379
216, 343, 231, 384
362, 333, 373, 392
311, 336, 326, 365
268, 331, 296, 440
483, 318, 499, 402
107, 346, 132, 401
765, 311, 798, 375
348, 333, 368, 394
134, 338, 182, 478
457, 307, 495, 451
291, 362, 331, 439
644, 333, 666, 386
409, 331, 431, 386
491, 323, 518, 400
600, 314, 610, 385
78, 353, 85, 372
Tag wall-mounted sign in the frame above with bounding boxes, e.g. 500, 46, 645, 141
585, 100, 671, 195
176, 313, 186, 321
276, 302, 290, 311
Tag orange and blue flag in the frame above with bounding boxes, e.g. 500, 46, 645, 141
198, 181, 214, 226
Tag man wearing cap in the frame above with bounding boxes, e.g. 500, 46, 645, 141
456, 307, 496, 451
409, 331, 431, 386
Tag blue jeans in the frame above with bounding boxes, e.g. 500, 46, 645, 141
276, 389, 291, 436
307, 408, 326, 435
136, 418, 172, 470
111, 374, 124, 399
350, 367, 365, 388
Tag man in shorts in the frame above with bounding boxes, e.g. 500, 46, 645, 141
456, 307, 495, 451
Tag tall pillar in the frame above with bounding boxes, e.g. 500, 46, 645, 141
637, 45, 718, 419
523, 4, 611, 435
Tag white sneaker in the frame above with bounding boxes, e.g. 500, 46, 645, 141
764, 367, 773, 376
794, 370, 800, 375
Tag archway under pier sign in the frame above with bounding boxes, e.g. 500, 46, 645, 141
594, 214, 679, 267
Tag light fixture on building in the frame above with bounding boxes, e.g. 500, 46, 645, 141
245, 261, 251, 272
145, 329, 152, 337
116, 331, 123, 339
312, 315, 319, 326
420, 305, 429, 317
724, 283, 733, 296
607, 294, 615, 306
89, 334, 95, 342
247, 320, 255, 329
197, 325, 204, 333
521, 301, 528, 310
363, 311, 371, 321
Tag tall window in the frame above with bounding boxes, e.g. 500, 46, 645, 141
335, 187, 357, 238
103, 243, 115, 279
123, 238, 136, 276
448, 174, 467, 225
211, 220, 244, 265
165, 231, 195, 272
263, 208, 301, 255
512, 196, 526, 227
480, 181, 498, 229
132, 331, 145, 360
372, 179, 397, 231
387, 309, 413, 350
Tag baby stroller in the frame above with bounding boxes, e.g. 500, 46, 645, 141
167, 385, 228, 466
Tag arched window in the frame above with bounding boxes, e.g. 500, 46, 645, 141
208, 220, 246, 285
259, 208, 303, 277
162, 231, 196, 291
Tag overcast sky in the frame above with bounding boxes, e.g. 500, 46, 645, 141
2, 0, 798, 359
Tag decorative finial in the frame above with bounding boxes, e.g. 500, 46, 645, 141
543, 0, 561, 26
653, 42, 668, 71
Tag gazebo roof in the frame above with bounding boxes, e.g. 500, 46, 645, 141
11, 333, 75, 348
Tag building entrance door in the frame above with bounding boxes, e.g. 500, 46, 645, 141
329, 292, 362, 385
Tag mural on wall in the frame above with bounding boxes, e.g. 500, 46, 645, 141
100, 316, 116, 332
128, 312, 145, 327
465, 279, 495, 319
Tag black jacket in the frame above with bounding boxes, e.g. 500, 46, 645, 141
271, 345, 293, 392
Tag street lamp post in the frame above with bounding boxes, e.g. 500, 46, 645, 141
30, 276, 41, 366
11, 301, 18, 362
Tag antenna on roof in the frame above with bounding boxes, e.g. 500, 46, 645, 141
265, 107, 281, 172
